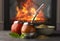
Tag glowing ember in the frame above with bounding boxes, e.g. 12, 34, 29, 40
16, 0, 46, 23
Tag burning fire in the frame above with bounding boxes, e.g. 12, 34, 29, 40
16, 0, 46, 22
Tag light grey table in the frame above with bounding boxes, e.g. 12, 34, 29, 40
0, 31, 60, 41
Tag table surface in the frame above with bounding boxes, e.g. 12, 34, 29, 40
0, 31, 60, 41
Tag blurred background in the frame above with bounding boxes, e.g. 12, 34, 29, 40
0, 0, 60, 31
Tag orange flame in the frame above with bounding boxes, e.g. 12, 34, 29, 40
16, 0, 46, 22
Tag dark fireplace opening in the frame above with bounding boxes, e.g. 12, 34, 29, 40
4, 0, 57, 30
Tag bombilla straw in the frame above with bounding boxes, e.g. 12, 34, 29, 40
31, 3, 45, 23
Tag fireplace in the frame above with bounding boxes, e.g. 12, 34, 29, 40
4, 0, 57, 30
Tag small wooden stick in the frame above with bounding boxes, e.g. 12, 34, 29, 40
31, 3, 45, 23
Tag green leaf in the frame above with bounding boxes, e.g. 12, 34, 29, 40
20, 34, 25, 38
9, 32, 20, 38
9, 32, 26, 39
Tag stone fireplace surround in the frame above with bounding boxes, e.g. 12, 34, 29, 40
0, 0, 4, 30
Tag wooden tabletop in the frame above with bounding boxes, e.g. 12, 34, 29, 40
0, 31, 60, 41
